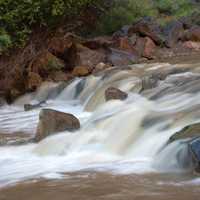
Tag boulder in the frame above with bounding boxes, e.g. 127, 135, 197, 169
83, 36, 113, 49
183, 41, 200, 51
189, 137, 200, 172
182, 26, 200, 42
75, 44, 106, 69
105, 87, 128, 101
142, 37, 156, 59
170, 122, 200, 142
163, 20, 184, 48
128, 17, 164, 45
35, 109, 80, 142
107, 48, 138, 66
28, 50, 65, 79
112, 25, 131, 39
24, 101, 46, 111
118, 37, 136, 53
72, 66, 91, 76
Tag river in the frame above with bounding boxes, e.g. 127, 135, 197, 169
0, 62, 200, 200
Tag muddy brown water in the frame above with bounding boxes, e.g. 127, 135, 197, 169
0, 172, 199, 200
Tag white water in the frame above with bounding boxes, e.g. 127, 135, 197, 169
1, 63, 200, 188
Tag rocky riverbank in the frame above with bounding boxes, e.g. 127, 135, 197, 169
1, 16, 200, 103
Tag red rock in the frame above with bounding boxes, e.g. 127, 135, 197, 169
28, 50, 65, 78
119, 37, 135, 53
183, 41, 200, 51
83, 36, 113, 49
142, 37, 156, 59
75, 44, 106, 69
182, 26, 200, 42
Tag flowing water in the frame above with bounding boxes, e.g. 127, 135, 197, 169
1, 62, 200, 199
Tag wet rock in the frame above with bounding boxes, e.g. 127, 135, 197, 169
141, 75, 159, 91
107, 48, 138, 66
35, 109, 80, 142
142, 37, 156, 59
93, 62, 111, 73
163, 20, 184, 48
128, 17, 164, 45
28, 50, 65, 79
182, 26, 200, 42
189, 137, 200, 172
24, 101, 46, 111
170, 123, 200, 142
72, 66, 91, 76
105, 87, 128, 101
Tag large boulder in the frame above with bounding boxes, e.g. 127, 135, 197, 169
183, 41, 200, 51
105, 87, 128, 101
142, 37, 156, 59
182, 26, 200, 42
28, 50, 65, 79
170, 122, 200, 142
35, 109, 80, 142
163, 20, 184, 48
128, 17, 164, 45
75, 44, 106, 69
107, 48, 138, 66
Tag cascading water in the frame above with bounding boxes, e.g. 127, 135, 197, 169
1, 62, 200, 189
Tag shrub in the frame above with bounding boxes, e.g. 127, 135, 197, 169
95, 0, 158, 35
0, 0, 100, 51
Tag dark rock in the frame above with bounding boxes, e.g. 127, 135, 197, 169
105, 87, 128, 101
170, 123, 200, 142
128, 17, 164, 45
35, 109, 80, 142
24, 101, 46, 111
163, 20, 184, 48
189, 137, 200, 172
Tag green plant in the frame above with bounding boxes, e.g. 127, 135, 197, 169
0, 0, 101, 52
95, 0, 158, 35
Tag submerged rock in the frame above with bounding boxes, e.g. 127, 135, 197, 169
170, 122, 200, 142
105, 87, 128, 101
35, 109, 80, 142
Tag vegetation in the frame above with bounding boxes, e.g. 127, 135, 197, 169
0, 0, 199, 52
95, 0, 198, 35
0, 0, 100, 52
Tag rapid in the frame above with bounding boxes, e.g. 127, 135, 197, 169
1, 62, 200, 200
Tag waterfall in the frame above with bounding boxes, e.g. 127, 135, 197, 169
0, 62, 200, 187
